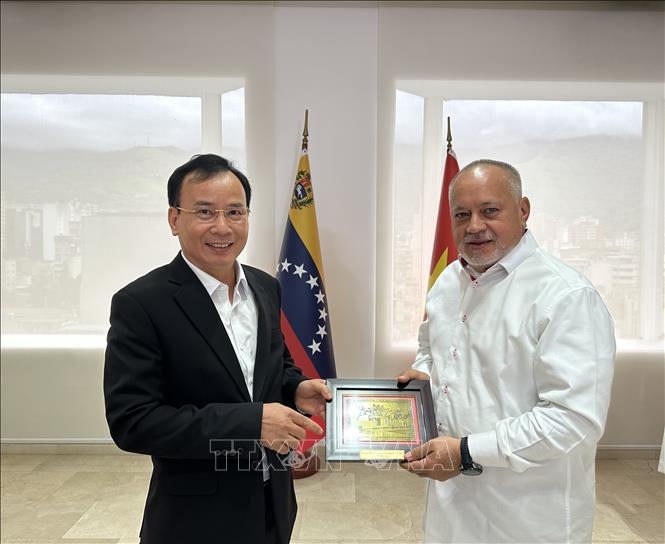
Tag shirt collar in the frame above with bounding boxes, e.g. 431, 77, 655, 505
460, 229, 538, 281
180, 253, 250, 300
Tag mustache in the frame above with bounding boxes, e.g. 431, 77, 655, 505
463, 234, 495, 243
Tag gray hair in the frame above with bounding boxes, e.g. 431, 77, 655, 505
449, 159, 523, 201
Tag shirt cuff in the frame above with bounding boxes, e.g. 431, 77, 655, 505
468, 430, 509, 468
411, 360, 431, 377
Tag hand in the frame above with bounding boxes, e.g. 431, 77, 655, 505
399, 436, 461, 482
395, 368, 430, 385
295, 379, 332, 418
260, 403, 323, 454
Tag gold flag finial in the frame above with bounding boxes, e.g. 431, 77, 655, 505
446, 116, 453, 152
302, 109, 309, 151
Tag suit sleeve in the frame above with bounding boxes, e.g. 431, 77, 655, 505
104, 291, 263, 460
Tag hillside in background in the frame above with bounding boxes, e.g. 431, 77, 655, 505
396, 134, 643, 236
2, 135, 645, 235
456, 134, 643, 234
1, 146, 193, 211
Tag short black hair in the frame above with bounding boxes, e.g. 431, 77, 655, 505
167, 154, 252, 207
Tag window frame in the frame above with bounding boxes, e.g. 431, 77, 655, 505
1, 74, 246, 349
384, 80, 664, 357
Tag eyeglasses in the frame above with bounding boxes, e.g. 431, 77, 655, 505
175, 206, 250, 223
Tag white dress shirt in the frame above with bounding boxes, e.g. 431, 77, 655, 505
182, 255, 258, 399
182, 255, 270, 481
413, 230, 616, 543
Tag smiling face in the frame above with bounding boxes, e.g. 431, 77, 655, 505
450, 165, 530, 272
168, 170, 249, 285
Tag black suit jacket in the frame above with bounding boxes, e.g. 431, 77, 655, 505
104, 253, 306, 544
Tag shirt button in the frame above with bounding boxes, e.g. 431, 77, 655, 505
461, 314, 467, 322
443, 385, 449, 394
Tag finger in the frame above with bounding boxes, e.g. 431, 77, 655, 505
296, 414, 323, 435
284, 436, 302, 451
303, 379, 332, 401
319, 380, 332, 401
395, 372, 411, 383
283, 419, 307, 441
277, 441, 291, 454
261, 439, 290, 454
404, 442, 428, 462
314, 379, 333, 401
404, 457, 429, 472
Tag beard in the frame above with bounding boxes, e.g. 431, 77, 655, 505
458, 236, 508, 272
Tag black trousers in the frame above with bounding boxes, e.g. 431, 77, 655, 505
264, 480, 280, 544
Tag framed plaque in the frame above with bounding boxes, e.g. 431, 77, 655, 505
325, 379, 437, 461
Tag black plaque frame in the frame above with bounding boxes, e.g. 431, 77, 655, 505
325, 379, 437, 462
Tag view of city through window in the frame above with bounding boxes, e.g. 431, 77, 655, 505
0, 93, 204, 335
393, 94, 651, 344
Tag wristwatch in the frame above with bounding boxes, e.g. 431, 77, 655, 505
459, 436, 483, 476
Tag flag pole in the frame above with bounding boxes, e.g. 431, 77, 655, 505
446, 116, 452, 152
277, 109, 336, 479
427, 116, 460, 293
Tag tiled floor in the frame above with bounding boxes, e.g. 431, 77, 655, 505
1, 448, 663, 543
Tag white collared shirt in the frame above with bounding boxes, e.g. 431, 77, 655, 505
413, 230, 616, 543
182, 255, 269, 481
182, 255, 258, 400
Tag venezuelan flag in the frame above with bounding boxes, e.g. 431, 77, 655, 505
277, 144, 336, 451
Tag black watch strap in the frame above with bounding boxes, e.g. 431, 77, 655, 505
460, 436, 483, 476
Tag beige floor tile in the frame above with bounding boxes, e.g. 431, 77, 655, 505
596, 459, 656, 475
615, 503, 665, 543
1, 455, 663, 544
32, 454, 151, 473
47, 471, 151, 505
351, 461, 427, 504
292, 541, 418, 544
294, 469, 356, 503
593, 503, 649, 543
1, 470, 75, 505
646, 460, 661, 472
0, 454, 49, 472
297, 500, 417, 542
597, 473, 664, 506
0, 508, 85, 543
62, 497, 145, 540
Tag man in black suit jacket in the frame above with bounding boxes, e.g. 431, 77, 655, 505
104, 154, 331, 544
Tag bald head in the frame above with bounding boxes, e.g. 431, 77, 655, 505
449, 159, 530, 272
450, 159, 523, 202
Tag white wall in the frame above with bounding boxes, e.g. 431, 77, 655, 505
273, 6, 378, 378
1, 1, 663, 447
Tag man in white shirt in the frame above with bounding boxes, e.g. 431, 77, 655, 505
398, 159, 615, 543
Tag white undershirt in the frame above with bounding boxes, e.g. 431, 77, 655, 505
181, 255, 258, 399
181, 255, 269, 481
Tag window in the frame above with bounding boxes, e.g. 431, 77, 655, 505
1, 77, 246, 344
392, 83, 664, 346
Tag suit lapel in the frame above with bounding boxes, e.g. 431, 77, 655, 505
168, 254, 252, 402
246, 267, 271, 401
